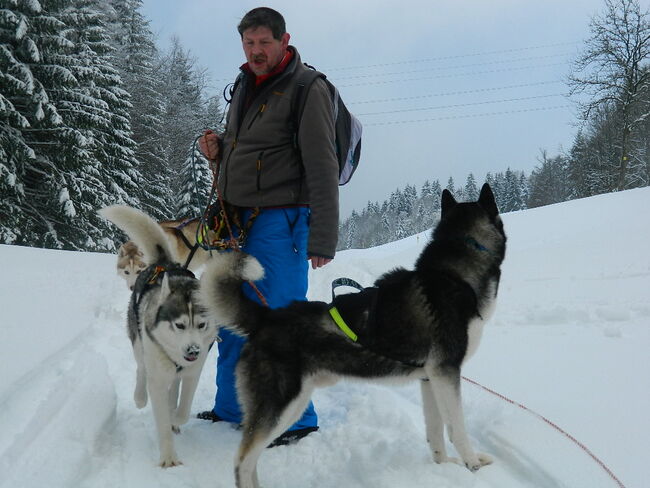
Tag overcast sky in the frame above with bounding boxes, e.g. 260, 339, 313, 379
140, 0, 633, 217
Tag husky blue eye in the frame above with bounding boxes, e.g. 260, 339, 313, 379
175, 323, 186, 330
197, 322, 206, 329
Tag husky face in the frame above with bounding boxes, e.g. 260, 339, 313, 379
117, 241, 147, 290
150, 275, 213, 367
119, 260, 147, 290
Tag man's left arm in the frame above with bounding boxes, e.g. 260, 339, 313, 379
297, 77, 339, 266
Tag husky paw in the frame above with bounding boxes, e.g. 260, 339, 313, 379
465, 453, 493, 472
159, 456, 183, 468
172, 425, 181, 435
433, 450, 460, 465
134, 390, 147, 409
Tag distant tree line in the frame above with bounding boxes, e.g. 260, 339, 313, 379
337, 170, 527, 251
338, 0, 649, 250
1, 0, 222, 250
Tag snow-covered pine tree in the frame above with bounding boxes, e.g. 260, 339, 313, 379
502, 168, 520, 212
527, 151, 570, 208
158, 37, 211, 200
1, 0, 98, 248
430, 179, 442, 214
402, 183, 417, 214
518, 171, 529, 210
396, 211, 408, 240
106, 0, 173, 220
380, 211, 391, 244
346, 210, 357, 249
26, 0, 143, 250
0, 0, 53, 243
176, 136, 212, 218
567, 131, 592, 199
463, 173, 478, 201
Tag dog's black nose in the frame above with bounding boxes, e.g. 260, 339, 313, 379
184, 344, 200, 362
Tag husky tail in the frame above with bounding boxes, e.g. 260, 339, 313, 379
100, 205, 176, 265
199, 252, 265, 335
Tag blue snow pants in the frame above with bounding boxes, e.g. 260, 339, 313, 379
211, 206, 318, 430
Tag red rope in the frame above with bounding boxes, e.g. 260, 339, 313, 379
461, 376, 626, 488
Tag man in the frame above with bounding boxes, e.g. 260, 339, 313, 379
197, 7, 339, 446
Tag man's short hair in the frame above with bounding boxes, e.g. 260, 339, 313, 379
238, 7, 286, 40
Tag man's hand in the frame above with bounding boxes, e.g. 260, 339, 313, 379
308, 256, 332, 269
199, 129, 220, 162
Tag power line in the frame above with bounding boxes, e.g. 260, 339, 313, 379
356, 93, 568, 117
322, 41, 578, 72
362, 105, 572, 127
338, 63, 567, 88
331, 53, 572, 82
348, 80, 564, 105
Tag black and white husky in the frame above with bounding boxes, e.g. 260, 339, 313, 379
199, 184, 506, 488
100, 205, 217, 467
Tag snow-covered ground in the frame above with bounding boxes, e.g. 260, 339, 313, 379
1, 188, 648, 488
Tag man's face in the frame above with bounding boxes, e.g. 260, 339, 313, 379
242, 26, 290, 76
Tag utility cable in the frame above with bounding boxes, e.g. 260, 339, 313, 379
338, 63, 567, 88
348, 80, 564, 105
331, 53, 573, 81
356, 93, 567, 117
363, 105, 571, 127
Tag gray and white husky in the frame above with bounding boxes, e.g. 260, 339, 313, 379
200, 184, 506, 488
100, 205, 217, 467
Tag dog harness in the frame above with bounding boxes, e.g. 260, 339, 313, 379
328, 278, 367, 342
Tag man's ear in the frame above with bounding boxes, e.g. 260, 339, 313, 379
281, 32, 290, 48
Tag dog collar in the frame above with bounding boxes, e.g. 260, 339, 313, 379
328, 307, 358, 342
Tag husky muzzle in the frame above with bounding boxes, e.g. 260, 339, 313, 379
184, 344, 201, 362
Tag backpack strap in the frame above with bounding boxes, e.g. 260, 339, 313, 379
291, 65, 327, 147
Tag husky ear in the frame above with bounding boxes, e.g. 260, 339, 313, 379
478, 183, 499, 218
159, 273, 171, 302
441, 189, 457, 217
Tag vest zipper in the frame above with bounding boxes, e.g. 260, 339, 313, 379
247, 101, 267, 131
256, 151, 264, 191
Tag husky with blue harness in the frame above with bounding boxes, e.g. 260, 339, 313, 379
199, 184, 506, 488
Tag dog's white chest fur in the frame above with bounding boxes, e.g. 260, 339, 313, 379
464, 281, 497, 364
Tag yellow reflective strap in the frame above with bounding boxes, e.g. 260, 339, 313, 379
328, 307, 357, 342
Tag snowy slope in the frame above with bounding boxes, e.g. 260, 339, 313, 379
0, 188, 648, 488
